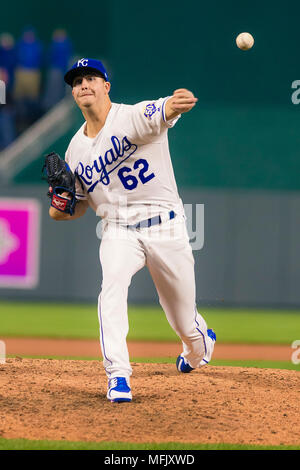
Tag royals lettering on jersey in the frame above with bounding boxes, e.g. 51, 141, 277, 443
75, 135, 138, 192
65, 97, 183, 224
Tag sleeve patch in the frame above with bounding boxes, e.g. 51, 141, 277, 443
143, 103, 160, 120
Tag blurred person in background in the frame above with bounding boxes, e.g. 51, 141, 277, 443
0, 33, 16, 90
42, 28, 73, 112
13, 26, 43, 133
0, 33, 17, 150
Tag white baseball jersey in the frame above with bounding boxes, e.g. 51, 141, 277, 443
65, 97, 185, 225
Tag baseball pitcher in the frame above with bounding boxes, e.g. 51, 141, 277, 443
44, 58, 216, 402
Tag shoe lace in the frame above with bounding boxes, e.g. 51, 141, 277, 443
109, 377, 129, 391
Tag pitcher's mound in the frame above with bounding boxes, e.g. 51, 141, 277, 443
0, 358, 299, 446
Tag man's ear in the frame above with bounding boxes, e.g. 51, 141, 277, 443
105, 81, 111, 94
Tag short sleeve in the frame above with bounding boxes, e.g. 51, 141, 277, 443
126, 97, 181, 143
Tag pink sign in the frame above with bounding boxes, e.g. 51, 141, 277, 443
0, 198, 40, 288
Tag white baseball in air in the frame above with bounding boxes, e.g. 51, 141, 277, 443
236, 32, 254, 50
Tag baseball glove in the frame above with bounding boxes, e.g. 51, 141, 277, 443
42, 152, 77, 215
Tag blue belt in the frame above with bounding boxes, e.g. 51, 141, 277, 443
127, 210, 176, 229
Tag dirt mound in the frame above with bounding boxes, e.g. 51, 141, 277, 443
0, 358, 299, 446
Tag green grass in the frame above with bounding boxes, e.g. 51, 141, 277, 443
0, 301, 300, 344
0, 437, 299, 450
210, 359, 300, 370
135, 358, 300, 370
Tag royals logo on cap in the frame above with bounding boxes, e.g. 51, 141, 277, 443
64, 58, 109, 86
77, 58, 89, 67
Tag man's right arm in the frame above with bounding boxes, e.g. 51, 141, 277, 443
49, 199, 89, 221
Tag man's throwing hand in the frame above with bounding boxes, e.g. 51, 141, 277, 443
165, 89, 198, 121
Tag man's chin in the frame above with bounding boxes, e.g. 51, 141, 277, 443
80, 99, 94, 109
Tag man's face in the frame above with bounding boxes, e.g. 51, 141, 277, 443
71, 74, 110, 109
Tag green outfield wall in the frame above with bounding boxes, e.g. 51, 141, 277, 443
2, 0, 300, 190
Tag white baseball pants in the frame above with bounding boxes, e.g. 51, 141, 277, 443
97, 214, 208, 379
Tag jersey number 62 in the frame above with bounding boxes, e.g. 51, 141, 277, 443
117, 158, 155, 190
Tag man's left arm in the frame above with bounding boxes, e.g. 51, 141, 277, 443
164, 88, 198, 121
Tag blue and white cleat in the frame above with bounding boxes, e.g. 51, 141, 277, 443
200, 329, 216, 366
176, 355, 194, 373
107, 377, 132, 403
176, 329, 217, 372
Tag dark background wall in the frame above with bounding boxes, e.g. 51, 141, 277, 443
108, 0, 300, 190
0, 0, 110, 61
6, 0, 300, 191
1, 0, 300, 306
2, 0, 298, 108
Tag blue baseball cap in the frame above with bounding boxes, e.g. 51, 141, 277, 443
64, 58, 109, 86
